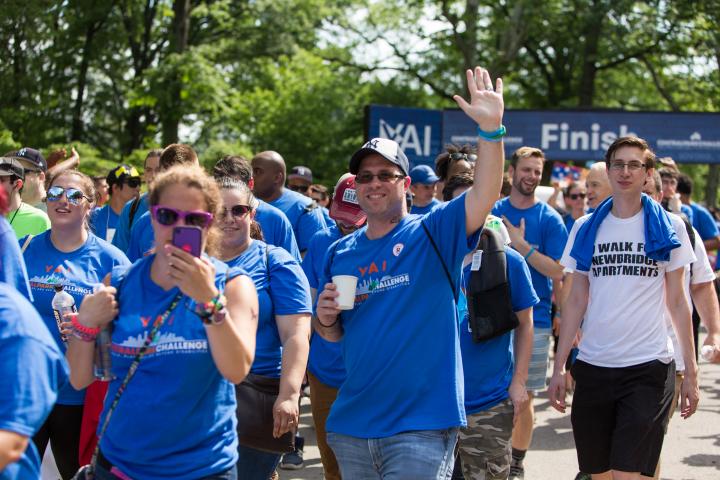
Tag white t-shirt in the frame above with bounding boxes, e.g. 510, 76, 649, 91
561, 210, 696, 368
666, 222, 716, 371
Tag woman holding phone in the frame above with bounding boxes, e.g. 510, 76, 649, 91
67, 165, 258, 480
216, 178, 312, 479
20, 170, 130, 479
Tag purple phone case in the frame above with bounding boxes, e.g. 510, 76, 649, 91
172, 226, 202, 257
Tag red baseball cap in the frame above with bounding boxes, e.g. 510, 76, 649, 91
330, 175, 366, 227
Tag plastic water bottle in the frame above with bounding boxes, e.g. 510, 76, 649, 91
51, 284, 76, 343
701, 345, 715, 361
93, 284, 115, 381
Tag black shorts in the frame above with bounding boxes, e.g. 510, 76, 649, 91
570, 359, 675, 476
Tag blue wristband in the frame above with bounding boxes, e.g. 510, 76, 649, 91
477, 124, 506, 142
523, 246, 536, 260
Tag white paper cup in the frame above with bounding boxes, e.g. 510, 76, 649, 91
332, 275, 358, 310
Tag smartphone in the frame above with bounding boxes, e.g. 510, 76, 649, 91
172, 226, 202, 257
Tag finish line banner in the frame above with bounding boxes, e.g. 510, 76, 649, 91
367, 105, 720, 165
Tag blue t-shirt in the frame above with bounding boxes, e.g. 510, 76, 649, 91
690, 202, 719, 241
680, 203, 694, 225
563, 213, 576, 233
22, 231, 130, 405
225, 240, 312, 377
0, 283, 69, 480
302, 225, 346, 388
410, 198, 441, 215
89, 204, 120, 242
256, 200, 301, 262
112, 194, 149, 252
320, 206, 333, 227
320, 194, 480, 438
0, 217, 32, 301
492, 198, 567, 329
459, 248, 538, 414
100, 255, 240, 479
269, 189, 327, 252
126, 212, 155, 262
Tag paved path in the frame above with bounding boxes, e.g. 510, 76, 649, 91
281, 344, 720, 480
41, 339, 720, 480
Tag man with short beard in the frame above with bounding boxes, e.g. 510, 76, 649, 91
492, 146, 568, 479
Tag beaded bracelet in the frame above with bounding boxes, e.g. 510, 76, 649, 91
477, 124, 507, 142
71, 315, 100, 342
193, 293, 227, 320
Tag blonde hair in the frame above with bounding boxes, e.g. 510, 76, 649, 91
49, 169, 97, 231
149, 164, 222, 255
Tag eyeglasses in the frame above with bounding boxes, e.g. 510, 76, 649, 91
150, 205, 214, 228
355, 171, 406, 184
125, 177, 141, 188
221, 204, 251, 219
46, 186, 92, 205
288, 184, 309, 193
609, 160, 646, 171
448, 152, 478, 162
568, 193, 586, 200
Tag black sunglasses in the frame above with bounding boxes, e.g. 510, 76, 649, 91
221, 204, 252, 218
569, 193, 586, 200
288, 184, 309, 193
125, 177, 141, 188
355, 171, 406, 184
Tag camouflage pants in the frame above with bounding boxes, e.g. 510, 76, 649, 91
457, 399, 514, 480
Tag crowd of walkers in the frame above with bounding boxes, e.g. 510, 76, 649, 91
1, 67, 720, 480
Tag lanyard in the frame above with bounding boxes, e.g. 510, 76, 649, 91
8, 202, 21, 225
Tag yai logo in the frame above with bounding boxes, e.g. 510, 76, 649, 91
379, 119, 432, 156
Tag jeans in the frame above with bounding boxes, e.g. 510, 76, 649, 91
327, 428, 458, 479
235, 444, 281, 479
93, 462, 237, 480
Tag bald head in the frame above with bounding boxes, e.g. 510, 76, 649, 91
586, 162, 612, 209
251, 150, 286, 200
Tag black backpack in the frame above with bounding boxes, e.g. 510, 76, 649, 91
422, 223, 518, 343
465, 228, 519, 343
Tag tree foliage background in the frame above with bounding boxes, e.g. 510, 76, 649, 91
1, 0, 718, 202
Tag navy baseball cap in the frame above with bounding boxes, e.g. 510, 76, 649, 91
349, 138, 409, 176
288, 166, 313, 183
11, 147, 47, 173
410, 165, 439, 185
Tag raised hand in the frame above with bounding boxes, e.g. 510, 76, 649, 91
453, 67, 504, 132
